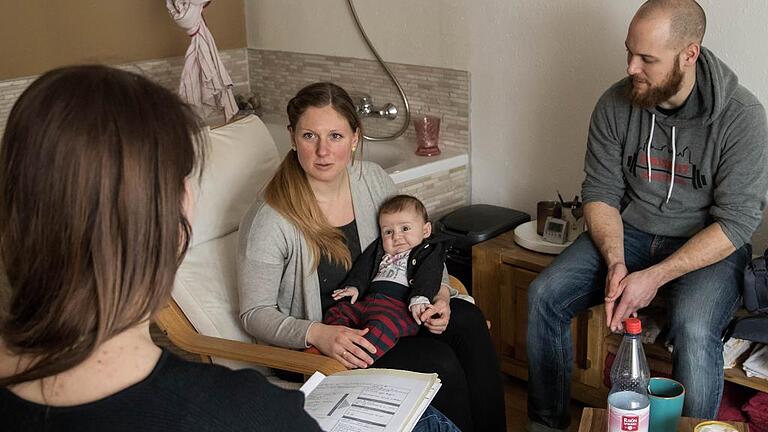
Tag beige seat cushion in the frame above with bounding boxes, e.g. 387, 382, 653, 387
172, 115, 284, 376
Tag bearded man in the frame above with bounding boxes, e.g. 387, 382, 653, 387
526, 1, 768, 431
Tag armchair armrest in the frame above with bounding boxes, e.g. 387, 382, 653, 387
449, 275, 468, 295
153, 300, 346, 376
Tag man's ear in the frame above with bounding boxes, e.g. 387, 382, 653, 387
423, 221, 432, 238
681, 42, 700, 66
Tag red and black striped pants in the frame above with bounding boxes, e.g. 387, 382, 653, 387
323, 293, 419, 361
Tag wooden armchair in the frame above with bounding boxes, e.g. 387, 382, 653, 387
156, 115, 475, 379
153, 275, 470, 377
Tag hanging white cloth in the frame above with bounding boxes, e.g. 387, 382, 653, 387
167, 0, 238, 121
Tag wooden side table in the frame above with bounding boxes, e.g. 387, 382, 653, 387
472, 230, 611, 407
473, 230, 768, 415
578, 407, 749, 431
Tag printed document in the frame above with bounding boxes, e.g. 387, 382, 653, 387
300, 368, 441, 432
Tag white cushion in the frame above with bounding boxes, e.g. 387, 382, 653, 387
172, 114, 282, 373
173, 232, 268, 371
174, 232, 247, 342
191, 115, 280, 247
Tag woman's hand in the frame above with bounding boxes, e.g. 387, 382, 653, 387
421, 298, 451, 334
306, 323, 377, 369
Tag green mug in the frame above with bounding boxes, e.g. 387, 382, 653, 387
648, 377, 685, 432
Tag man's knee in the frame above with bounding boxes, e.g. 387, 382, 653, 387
672, 320, 713, 344
527, 272, 569, 320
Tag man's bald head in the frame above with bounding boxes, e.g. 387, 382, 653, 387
635, 0, 706, 48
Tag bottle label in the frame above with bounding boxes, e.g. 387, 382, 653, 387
608, 404, 649, 432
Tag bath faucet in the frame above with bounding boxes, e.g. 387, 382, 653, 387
356, 94, 398, 120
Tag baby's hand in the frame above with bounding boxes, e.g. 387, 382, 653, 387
410, 303, 429, 325
332, 286, 359, 304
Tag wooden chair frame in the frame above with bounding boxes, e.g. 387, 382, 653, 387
153, 276, 470, 376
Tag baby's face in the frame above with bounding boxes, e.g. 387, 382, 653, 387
379, 209, 432, 255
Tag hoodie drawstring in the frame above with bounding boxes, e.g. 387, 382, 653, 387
666, 127, 676, 203
646, 114, 655, 182
645, 113, 676, 204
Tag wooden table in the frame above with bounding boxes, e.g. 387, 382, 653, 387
472, 230, 611, 407
578, 407, 749, 431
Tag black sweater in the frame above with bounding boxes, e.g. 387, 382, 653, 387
341, 235, 452, 302
0, 350, 322, 432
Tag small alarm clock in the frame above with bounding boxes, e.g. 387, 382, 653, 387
543, 216, 569, 244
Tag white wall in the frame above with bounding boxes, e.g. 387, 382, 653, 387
245, 0, 768, 249
245, 0, 468, 71
467, 0, 768, 250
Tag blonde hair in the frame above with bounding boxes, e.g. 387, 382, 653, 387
264, 82, 363, 270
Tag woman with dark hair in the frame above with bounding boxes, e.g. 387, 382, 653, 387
0, 65, 322, 431
239, 82, 507, 431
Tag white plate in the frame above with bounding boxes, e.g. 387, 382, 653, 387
513, 220, 573, 255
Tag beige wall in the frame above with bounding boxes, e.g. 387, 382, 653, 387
0, 0, 246, 80
245, 0, 468, 71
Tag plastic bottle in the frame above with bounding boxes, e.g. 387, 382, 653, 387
607, 317, 650, 432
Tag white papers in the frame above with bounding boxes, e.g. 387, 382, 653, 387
743, 344, 768, 380
300, 368, 441, 432
723, 338, 753, 369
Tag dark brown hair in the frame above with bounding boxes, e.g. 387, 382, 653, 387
0, 65, 204, 386
264, 82, 363, 270
378, 195, 429, 223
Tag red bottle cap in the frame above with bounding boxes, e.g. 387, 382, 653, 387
624, 318, 642, 334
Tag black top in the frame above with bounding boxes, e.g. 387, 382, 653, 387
318, 219, 361, 313
656, 104, 684, 117
0, 350, 322, 432
656, 84, 693, 117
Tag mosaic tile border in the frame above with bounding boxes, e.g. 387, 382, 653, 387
248, 49, 470, 154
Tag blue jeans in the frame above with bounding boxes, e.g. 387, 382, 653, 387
526, 223, 749, 431
414, 406, 461, 432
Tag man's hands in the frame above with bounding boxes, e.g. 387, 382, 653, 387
602, 224, 736, 332
604, 262, 628, 330
608, 269, 662, 330
332, 286, 359, 304
605, 266, 663, 331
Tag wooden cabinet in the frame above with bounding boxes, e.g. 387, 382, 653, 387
473, 230, 768, 408
473, 230, 610, 407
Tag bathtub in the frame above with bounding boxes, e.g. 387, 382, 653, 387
262, 115, 468, 184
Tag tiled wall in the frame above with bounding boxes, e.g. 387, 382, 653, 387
397, 165, 469, 220
0, 77, 35, 138
248, 49, 470, 153
0, 47, 471, 211
0, 48, 250, 136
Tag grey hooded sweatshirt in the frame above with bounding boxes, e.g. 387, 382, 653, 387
582, 47, 768, 248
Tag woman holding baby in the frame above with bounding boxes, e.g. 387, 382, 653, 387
238, 82, 506, 432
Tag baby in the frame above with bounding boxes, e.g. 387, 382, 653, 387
324, 194, 451, 361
